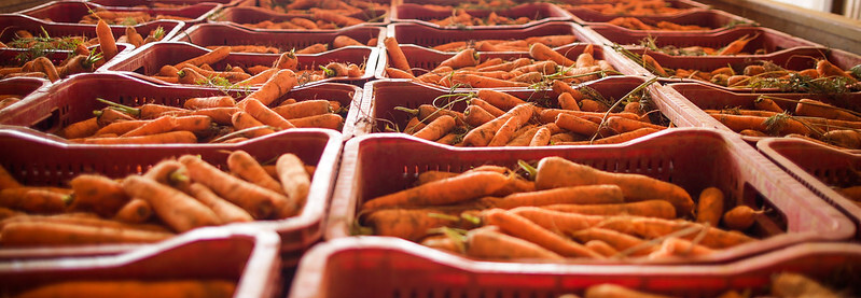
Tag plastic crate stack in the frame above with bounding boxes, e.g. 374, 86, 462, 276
0, 0, 858, 297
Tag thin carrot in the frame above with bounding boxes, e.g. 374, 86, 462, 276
597, 216, 755, 249
557, 127, 660, 145
466, 226, 564, 260
188, 183, 254, 224
71, 131, 198, 144
487, 185, 624, 209
535, 157, 694, 216
183, 96, 236, 110
384, 37, 411, 73
484, 209, 603, 258
289, 113, 344, 130
718, 33, 758, 55
476, 89, 528, 111
648, 237, 715, 258
227, 150, 283, 194
710, 114, 810, 136
0, 221, 172, 246
441, 73, 529, 88
314, 10, 364, 27
570, 227, 657, 257
606, 116, 666, 134
361, 171, 509, 210
695, 187, 724, 227
272, 100, 332, 119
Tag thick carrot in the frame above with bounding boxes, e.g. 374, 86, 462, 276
361, 171, 509, 210
0, 165, 21, 190
0, 221, 172, 246
695, 187, 724, 227
289, 113, 344, 130
585, 240, 619, 257
96, 20, 118, 61
245, 69, 297, 106
113, 199, 152, 224
334, 35, 364, 48
555, 113, 599, 136
465, 105, 496, 127
69, 174, 129, 217
817, 59, 857, 83
59, 117, 101, 139
511, 206, 606, 235
466, 226, 564, 260
484, 209, 603, 258
753, 97, 784, 113
271, 153, 310, 218
529, 43, 575, 66
585, 284, 679, 298
187, 183, 254, 224
227, 150, 282, 194
439, 48, 480, 69
642, 53, 668, 77
535, 157, 694, 216
12, 280, 236, 298
384, 37, 411, 73
795, 98, 861, 121
542, 200, 676, 219
272, 100, 332, 119
183, 96, 236, 110
122, 176, 221, 232
476, 89, 528, 111
722, 205, 760, 230
231, 111, 276, 139
71, 131, 198, 144
487, 185, 624, 209
710, 114, 810, 136
771, 272, 840, 298
413, 115, 456, 141
121, 115, 178, 137
175, 46, 231, 70
487, 116, 523, 147
570, 227, 657, 257
239, 98, 295, 130
462, 104, 534, 147
598, 216, 755, 249
557, 127, 660, 145
365, 208, 476, 241
529, 127, 552, 146
387, 67, 415, 79
648, 237, 715, 258
32, 57, 59, 82
179, 155, 289, 220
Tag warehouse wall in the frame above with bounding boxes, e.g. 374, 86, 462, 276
699, 0, 861, 54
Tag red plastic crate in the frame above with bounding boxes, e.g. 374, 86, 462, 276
0, 77, 50, 109
375, 43, 648, 79
589, 26, 825, 57
624, 47, 861, 91
388, 21, 605, 51
90, 0, 243, 7
101, 42, 378, 87
0, 72, 363, 142
291, 239, 861, 298
576, 9, 757, 33
391, 3, 572, 29
210, 6, 390, 30
559, 0, 707, 21
347, 77, 706, 141
0, 14, 182, 47
656, 82, 861, 143
1, 228, 281, 298
0, 126, 342, 266
171, 23, 384, 53
19, 0, 219, 26
758, 138, 861, 240
326, 128, 855, 264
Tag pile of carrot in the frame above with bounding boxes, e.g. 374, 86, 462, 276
638, 33, 764, 56
559, 0, 693, 16
55, 71, 346, 144
11, 279, 237, 298
0, 150, 312, 247
386, 79, 668, 147
253, 0, 389, 17
204, 34, 376, 54
384, 37, 619, 88
145, 46, 364, 86
0, 20, 149, 82
74, 8, 194, 25
411, 0, 520, 11
429, 35, 578, 53
608, 17, 711, 31
359, 156, 763, 261
558, 272, 844, 297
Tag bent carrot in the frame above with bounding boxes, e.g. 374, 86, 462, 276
462, 104, 533, 147
529, 43, 574, 66
439, 48, 480, 69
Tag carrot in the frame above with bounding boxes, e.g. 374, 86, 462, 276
642, 53, 668, 76
695, 187, 724, 227
550, 132, 582, 144
365, 208, 476, 241
333, 35, 364, 48
711, 114, 810, 136
239, 98, 295, 130
386, 67, 415, 79
122, 175, 221, 232
96, 20, 118, 61
68, 174, 129, 217
288, 113, 344, 130
187, 183, 254, 224
822, 129, 861, 148
542, 200, 677, 219
722, 205, 761, 230
113, 199, 152, 224
749, 97, 784, 113
231, 111, 276, 139
488, 185, 625, 209
476, 89, 528, 111
413, 115, 456, 141
529, 43, 575, 66
510, 206, 605, 235
179, 155, 289, 220
487, 116, 523, 147
466, 226, 564, 260
227, 150, 282, 194
121, 115, 178, 137
361, 171, 509, 210
465, 105, 496, 127
555, 127, 661, 145
0, 221, 172, 246
439, 48, 480, 69
12, 280, 236, 298
555, 113, 599, 136
0, 188, 69, 214
795, 98, 861, 121
441, 73, 529, 88
384, 37, 411, 73
71, 131, 198, 144
718, 33, 758, 55
314, 10, 364, 27
436, 132, 460, 145
182, 107, 238, 126
415, 171, 459, 186
597, 216, 755, 249
771, 272, 840, 298
272, 100, 332, 119
245, 69, 297, 106
535, 157, 694, 216
421, 235, 460, 253
648, 237, 715, 258
462, 103, 533, 147
606, 116, 666, 134
483, 209, 603, 258
175, 46, 230, 70
817, 59, 857, 83
32, 57, 59, 82
275, 153, 310, 217
177, 67, 209, 85
529, 127, 552, 146
570, 227, 657, 257
95, 108, 134, 127
469, 97, 505, 117
94, 120, 147, 136
57, 55, 97, 78
0, 165, 21, 190
585, 284, 679, 298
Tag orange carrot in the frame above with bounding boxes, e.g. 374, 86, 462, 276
334, 35, 364, 48
11, 279, 236, 298
245, 69, 297, 106
231, 111, 276, 139
695, 187, 724, 227
0, 221, 172, 247
365, 208, 476, 241
96, 20, 118, 61
175, 46, 231, 70
239, 98, 295, 130
543, 200, 677, 219
817, 59, 857, 83
487, 116, 523, 147
529, 43, 574, 66
535, 157, 694, 216
314, 10, 364, 27
557, 127, 660, 145
606, 116, 666, 134
113, 199, 152, 224
555, 113, 599, 136
529, 127, 552, 146
598, 216, 755, 249
487, 185, 624, 209
227, 150, 283, 194
0, 165, 21, 190
68, 174, 129, 217
122, 175, 221, 232
438, 48, 480, 69
187, 183, 254, 224
718, 33, 758, 55
462, 103, 534, 147
121, 115, 178, 137
648, 237, 715, 258
466, 226, 564, 260
384, 37, 411, 73
511, 206, 606, 235
795, 98, 861, 121
465, 105, 496, 127
753, 97, 784, 113
476, 89, 528, 111
0, 188, 69, 214
585, 284, 679, 298
441, 73, 529, 88
642, 53, 668, 76
71, 131, 198, 144
272, 100, 333, 119
275, 153, 310, 217
386, 67, 415, 79
484, 209, 603, 258
585, 240, 620, 257
570, 227, 657, 257
710, 114, 809, 136
722, 205, 761, 230
183, 96, 236, 110
361, 171, 509, 210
